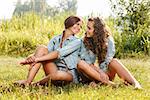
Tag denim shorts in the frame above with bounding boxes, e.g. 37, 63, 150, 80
55, 59, 79, 83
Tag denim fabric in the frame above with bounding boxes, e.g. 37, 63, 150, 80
99, 36, 115, 72
47, 33, 81, 83
79, 40, 96, 65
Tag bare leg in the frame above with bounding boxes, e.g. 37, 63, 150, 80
35, 71, 73, 85
108, 58, 142, 89
106, 66, 116, 81
77, 60, 115, 85
16, 45, 48, 85
33, 61, 73, 85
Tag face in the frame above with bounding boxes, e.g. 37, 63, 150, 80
86, 21, 94, 37
69, 21, 82, 34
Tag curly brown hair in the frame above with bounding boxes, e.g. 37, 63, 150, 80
84, 17, 111, 64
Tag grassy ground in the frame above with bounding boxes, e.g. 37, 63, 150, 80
0, 56, 150, 100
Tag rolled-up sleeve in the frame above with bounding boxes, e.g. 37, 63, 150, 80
57, 39, 81, 59
79, 41, 96, 64
100, 36, 115, 71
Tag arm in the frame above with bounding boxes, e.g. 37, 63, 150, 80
100, 36, 115, 71
19, 53, 35, 65
35, 51, 58, 62
90, 64, 109, 81
79, 41, 96, 64
57, 39, 81, 59
35, 39, 81, 62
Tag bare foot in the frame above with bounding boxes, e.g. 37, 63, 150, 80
89, 82, 97, 87
123, 81, 130, 86
14, 80, 29, 86
124, 81, 142, 90
31, 82, 40, 87
107, 81, 116, 87
134, 83, 142, 90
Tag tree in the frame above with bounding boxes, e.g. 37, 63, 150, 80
13, 0, 77, 17
57, 0, 77, 14
13, 0, 58, 17
110, 0, 150, 55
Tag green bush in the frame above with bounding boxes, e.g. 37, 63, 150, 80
0, 11, 149, 57
109, 0, 150, 57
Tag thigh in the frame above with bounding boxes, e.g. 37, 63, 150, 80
56, 70, 73, 81
51, 70, 73, 86
43, 61, 73, 82
106, 59, 117, 80
42, 60, 58, 76
77, 60, 99, 83
106, 70, 116, 81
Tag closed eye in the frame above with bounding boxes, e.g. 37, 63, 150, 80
77, 23, 82, 29
87, 26, 91, 30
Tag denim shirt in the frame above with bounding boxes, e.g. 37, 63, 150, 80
79, 36, 115, 72
47, 33, 81, 70
99, 36, 115, 72
79, 39, 96, 65
47, 33, 82, 83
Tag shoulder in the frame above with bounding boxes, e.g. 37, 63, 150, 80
108, 35, 114, 41
49, 34, 61, 42
52, 34, 61, 40
108, 36, 114, 44
69, 35, 82, 43
69, 35, 80, 41
72, 38, 82, 44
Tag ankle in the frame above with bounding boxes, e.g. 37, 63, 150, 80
26, 80, 32, 85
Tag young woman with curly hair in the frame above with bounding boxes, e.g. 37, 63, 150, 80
77, 17, 142, 89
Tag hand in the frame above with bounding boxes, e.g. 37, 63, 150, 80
99, 70, 109, 84
34, 57, 39, 63
19, 55, 36, 65
28, 57, 40, 67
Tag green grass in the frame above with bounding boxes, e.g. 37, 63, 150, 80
0, 56, 150, 100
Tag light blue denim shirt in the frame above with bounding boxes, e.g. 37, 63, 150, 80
99, 36, 115, 72
47, 33, 82, 83
47, 34, 115, 82
79, 39, 96, 65
79, 36, 115, 72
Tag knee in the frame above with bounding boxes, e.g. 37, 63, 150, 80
37, 45, 48, 53
111, 58, 119, 64
77, 60, 87, 71
112, 58, 118, 62
36, 45, 48, 56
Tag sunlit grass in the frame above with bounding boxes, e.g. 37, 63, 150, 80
0, 56, 149, 99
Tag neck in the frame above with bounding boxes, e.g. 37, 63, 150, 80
63, 29, 73, 39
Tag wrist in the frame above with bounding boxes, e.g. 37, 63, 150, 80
35, 57, 40, 62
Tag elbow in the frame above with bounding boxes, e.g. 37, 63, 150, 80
55, 51, 60, 59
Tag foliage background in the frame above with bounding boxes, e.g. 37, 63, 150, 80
0, 0, 149, 99
0, 0, 149, 57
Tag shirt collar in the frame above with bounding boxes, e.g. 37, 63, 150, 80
59, 31, 75, 42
